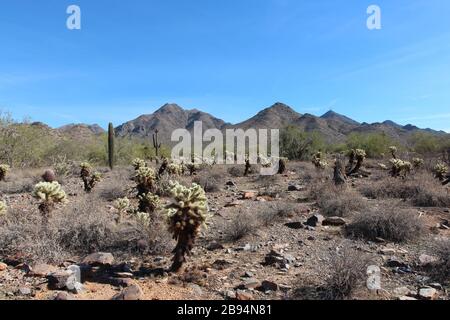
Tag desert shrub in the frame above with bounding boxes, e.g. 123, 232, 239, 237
311, 183, 367, 217
430, 240, 450, 284
359, 173, 450, 207
193, 170, 224, 193
228, 166, 242, 177
257, 202, 296, 226
346, 205, 424, 243
324, 245, 371, 300
344, 132, 394, 158
223, 212, 255, 242
280, 126, 326, 160
409, 132, 450, 155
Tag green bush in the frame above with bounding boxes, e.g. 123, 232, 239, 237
343, 132, 394, 158
280, 126, 326, 160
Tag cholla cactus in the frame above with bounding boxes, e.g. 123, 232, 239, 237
0, 164, 10, 181
434, 162, 448, 181
390, 159, 412, 178
138, 192, 160, 213
132, 158, 147, 170
113, 197, 130, 223
346, 149, 366, 175
389, 146, 398, 159
32, 181, 67, 217
157, 157, 169, 177
134, 166, 157, 195
312, 152, 328, 169
165, 181, 210, 272
167, 163, 183, 176
80, 162, 101, 192
412, 158, 424, 169
0, 200, 7, 215
135, 212, 151, 227
185, 162, 199, 176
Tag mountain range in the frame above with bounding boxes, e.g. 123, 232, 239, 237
50, 102, 449, 145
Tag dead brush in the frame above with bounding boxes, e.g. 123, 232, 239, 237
346, 203, 424, 243
223, 211, 255, 242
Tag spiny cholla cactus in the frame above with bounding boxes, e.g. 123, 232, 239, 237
138, 192, 160, 213
412, 158, 424, 169
167, 163, 183, 176
80, 162, 101, 192
434, 162, 448, 181
32, 181, 67, 217
135, 166, 157, 195
185, 162, 199, 176
346, 149, 366, 175
135, 212, 151, 227
157, 157, 169, 177
390, 159, 412, 178
113, 197, 130, 223
312, 152, 328, 169
0, 200, 7, 215
132, 158, 147, 170
165, 181, 210, 272
0, 164, 10, 181
389, 146, 398, 159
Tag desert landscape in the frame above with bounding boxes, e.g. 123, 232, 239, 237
0, 103, 449, 301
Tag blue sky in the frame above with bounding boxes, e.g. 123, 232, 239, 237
0, 0, 449, 132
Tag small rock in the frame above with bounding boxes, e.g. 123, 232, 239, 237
386, 257, 408, 269
53, 291, 75, 300
114, 272, 134, 278
207, 242, 224, 251
284, 222, 303, 230
225, 200, 244, 207
305, 214, 324, 227
212, 259, 233, 270
366, 265, 381, 291
47, 270, 74, 290
418, 287, 438, 300
243, 271, 254, 278
224, 290, 236, 300
188, 283, 203, 296
322, 216, 347, 226
17, 287, 32, 296
0, 262, 7, 271
242, 191, 256, 199
112, 284, 143, 300
240, 278, 261, 290
28, 264, 58, 278
260, 280, 278, 292
418, 254, 439, 267
288, 184, 305, 191
109, 277, 135, 288
226, 180, 237, 187
236, 290, 253, 300
82, 252, 114, 266
398, 296, 417, 301
393, 286, 415, 296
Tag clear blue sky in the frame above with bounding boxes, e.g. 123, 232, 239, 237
0, 0, 449, 132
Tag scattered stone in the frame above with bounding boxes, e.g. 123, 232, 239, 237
284, 222, 303, 230
235, 243, 259, 252
236, 290, 253, 300
263, 250, 295, 270
366, 265, 381, 291
47, 270, 74, 290
82, 252, 114, 266
226, 180, 237, 187
115, 272, 134, 278
243, 271, 254, 278
386, 257, 408, 269
225, 200, 244, 207
322, 216, 347, 226
398, 296, 417, 301
305, 214, 324, 227
393, 286, 415, 297
224, 290, 236, 300
378, 248, 397, 255
240, 278, 261, 290
0, 262, 7, 271
112, 284, 143, 300
207, 241, 224, 251
418, 254, 439, 267
109, 277, 135, 288
307, 236, 315, 241
212, 259, 233, 270
17, 287, 32, 296
188, 283, 203, 296
242, 191, 256, 199
260, 280, 278, 292
288, 184, 305, 191
418, 287, 438, 300
53, 291, 75, 300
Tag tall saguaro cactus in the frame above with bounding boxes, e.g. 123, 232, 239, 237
108, 123, 115, 170
153, 129, 162, 158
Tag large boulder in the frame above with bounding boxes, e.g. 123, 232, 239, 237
82, 252, 114, 267
112, 284, 143, 300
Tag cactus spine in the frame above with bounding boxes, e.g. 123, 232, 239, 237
108, 122, 115, 170
32, 181, 67, 220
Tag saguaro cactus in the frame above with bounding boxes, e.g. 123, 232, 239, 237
153, 129, 162, 158
32, 181, 67, 220
108, 122, 115, 170
165, 181, 210, 272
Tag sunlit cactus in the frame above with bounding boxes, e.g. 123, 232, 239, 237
389, 146, 398, 159
390, 159, 412, 178
165, 181, 210, 272
138, 192, 160, 213
80, 162, 101, 192
132, 158, 147, 170
434, 162, 448, 181
135, 211, 151, 227
32, 181, 67, 218
312, 152, 328, 169
167, 163, 183, 176
134, 166, 157, 195
0, 164, 10, 181
412, 157, 424, 169
0, 200, 7, 216
113, 197, 130, 223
